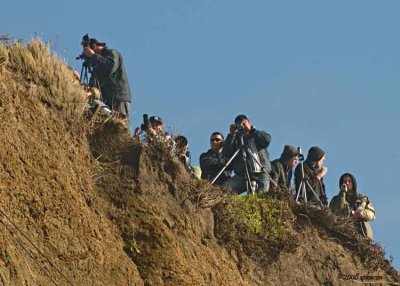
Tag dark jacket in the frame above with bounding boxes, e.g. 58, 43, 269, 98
90, 47, 131, 107
222, 127, 272, 177
271, 159, 292, 191
294, 162, 327, 205
199, 149, 231, 185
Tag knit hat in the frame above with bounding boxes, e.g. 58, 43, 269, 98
305, 146, 325, 163
280, 145, 299, 162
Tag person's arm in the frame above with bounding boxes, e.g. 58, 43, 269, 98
222, 132, 236, 158
329, 190, 350, 216
200, 152, 227, 171
270, 162, 281, 188
354, 198, 376, 221
250, 127, 271, 149
91, 49, 120, 74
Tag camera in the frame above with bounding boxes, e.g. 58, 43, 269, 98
140, 114, 150, 132
297, 147, 305, 161
76, 34, 90, 60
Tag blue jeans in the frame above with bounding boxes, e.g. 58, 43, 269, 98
224, 173, 270, 195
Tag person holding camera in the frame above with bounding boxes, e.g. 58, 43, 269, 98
270, 145, 299, 193
294, 146, 328, 205
222, 115, 272, 194
329, 173, 376, 239
199, 132, 231, 186
134, 115, 171, 144
82, 37, 132, 128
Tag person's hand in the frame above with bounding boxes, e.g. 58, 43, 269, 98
242, 120, 252, 133
83, 47, 95, 58
352, 208, 366, 219
230, 124, 238, 135
133, 127, 140, 139
147, 127, 156, 136
316, 166, 328, 180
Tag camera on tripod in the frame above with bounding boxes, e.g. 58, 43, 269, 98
76, 34, 90, 60
232, 124, 245, 139
297, 147, 305, 162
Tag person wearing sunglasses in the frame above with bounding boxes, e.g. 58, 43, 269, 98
200, 132, 231, 185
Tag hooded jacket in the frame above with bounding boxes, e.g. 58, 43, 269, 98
329, 173, 376, 238
271, 145, 298, 191
90, 47, 132, 107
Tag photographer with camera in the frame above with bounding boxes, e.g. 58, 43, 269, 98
134, 115, 172, 145
270, 145, 299, 194
200, 132, 231, 186
222, 115, 272, 194
81, 36, 132, 128
294, 146, 328, 205
329, 173, 376, 239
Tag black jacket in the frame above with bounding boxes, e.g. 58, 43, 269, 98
271, 159, 292, 191
90, 47, 132, 107
222, 127, 272, 176
294, 162, 327, 205
199, 149, 230, 185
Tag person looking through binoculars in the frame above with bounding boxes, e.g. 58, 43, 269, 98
294, 146, 328, 206
80, 35, 132, 128
222, 114, 272, 194
329, 173, 376, 239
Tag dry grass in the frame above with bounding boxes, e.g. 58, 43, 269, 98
0, 40, 87, 122
292, 203, 399, 281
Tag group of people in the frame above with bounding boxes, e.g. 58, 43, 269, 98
199, 115, 376, 239
78, 36, 375, 239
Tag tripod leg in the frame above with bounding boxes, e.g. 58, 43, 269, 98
305, 181, 323, 206
211, 148, 240, 185
245, 146, 277, 188
296, 181, 303, 201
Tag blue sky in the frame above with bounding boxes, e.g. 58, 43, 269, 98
3, 0, 399, 269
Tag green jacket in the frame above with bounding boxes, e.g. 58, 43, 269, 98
90, 47, 131, 107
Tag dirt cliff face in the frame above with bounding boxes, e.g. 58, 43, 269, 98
0, 40, 398, 286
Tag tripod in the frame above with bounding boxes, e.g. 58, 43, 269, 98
295, 159, 323, 206
212, 131, 277, 194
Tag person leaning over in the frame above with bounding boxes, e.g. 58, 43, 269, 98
83, 37, 132, 127
329, 173, 376, 239
270, 145, 299, 193
294, 146, 328, 206
222, 115, 272, 194
200, 132, 231, 186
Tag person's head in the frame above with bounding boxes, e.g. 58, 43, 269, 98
339, 173, 357, 193
234, 114, 252, 133
305, 146, 326, 168
149, 116, 164, 134
210, 132, 224, 153
89, 38, 106, 54
174, 135, 189, 155
280, 145, 299, 167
